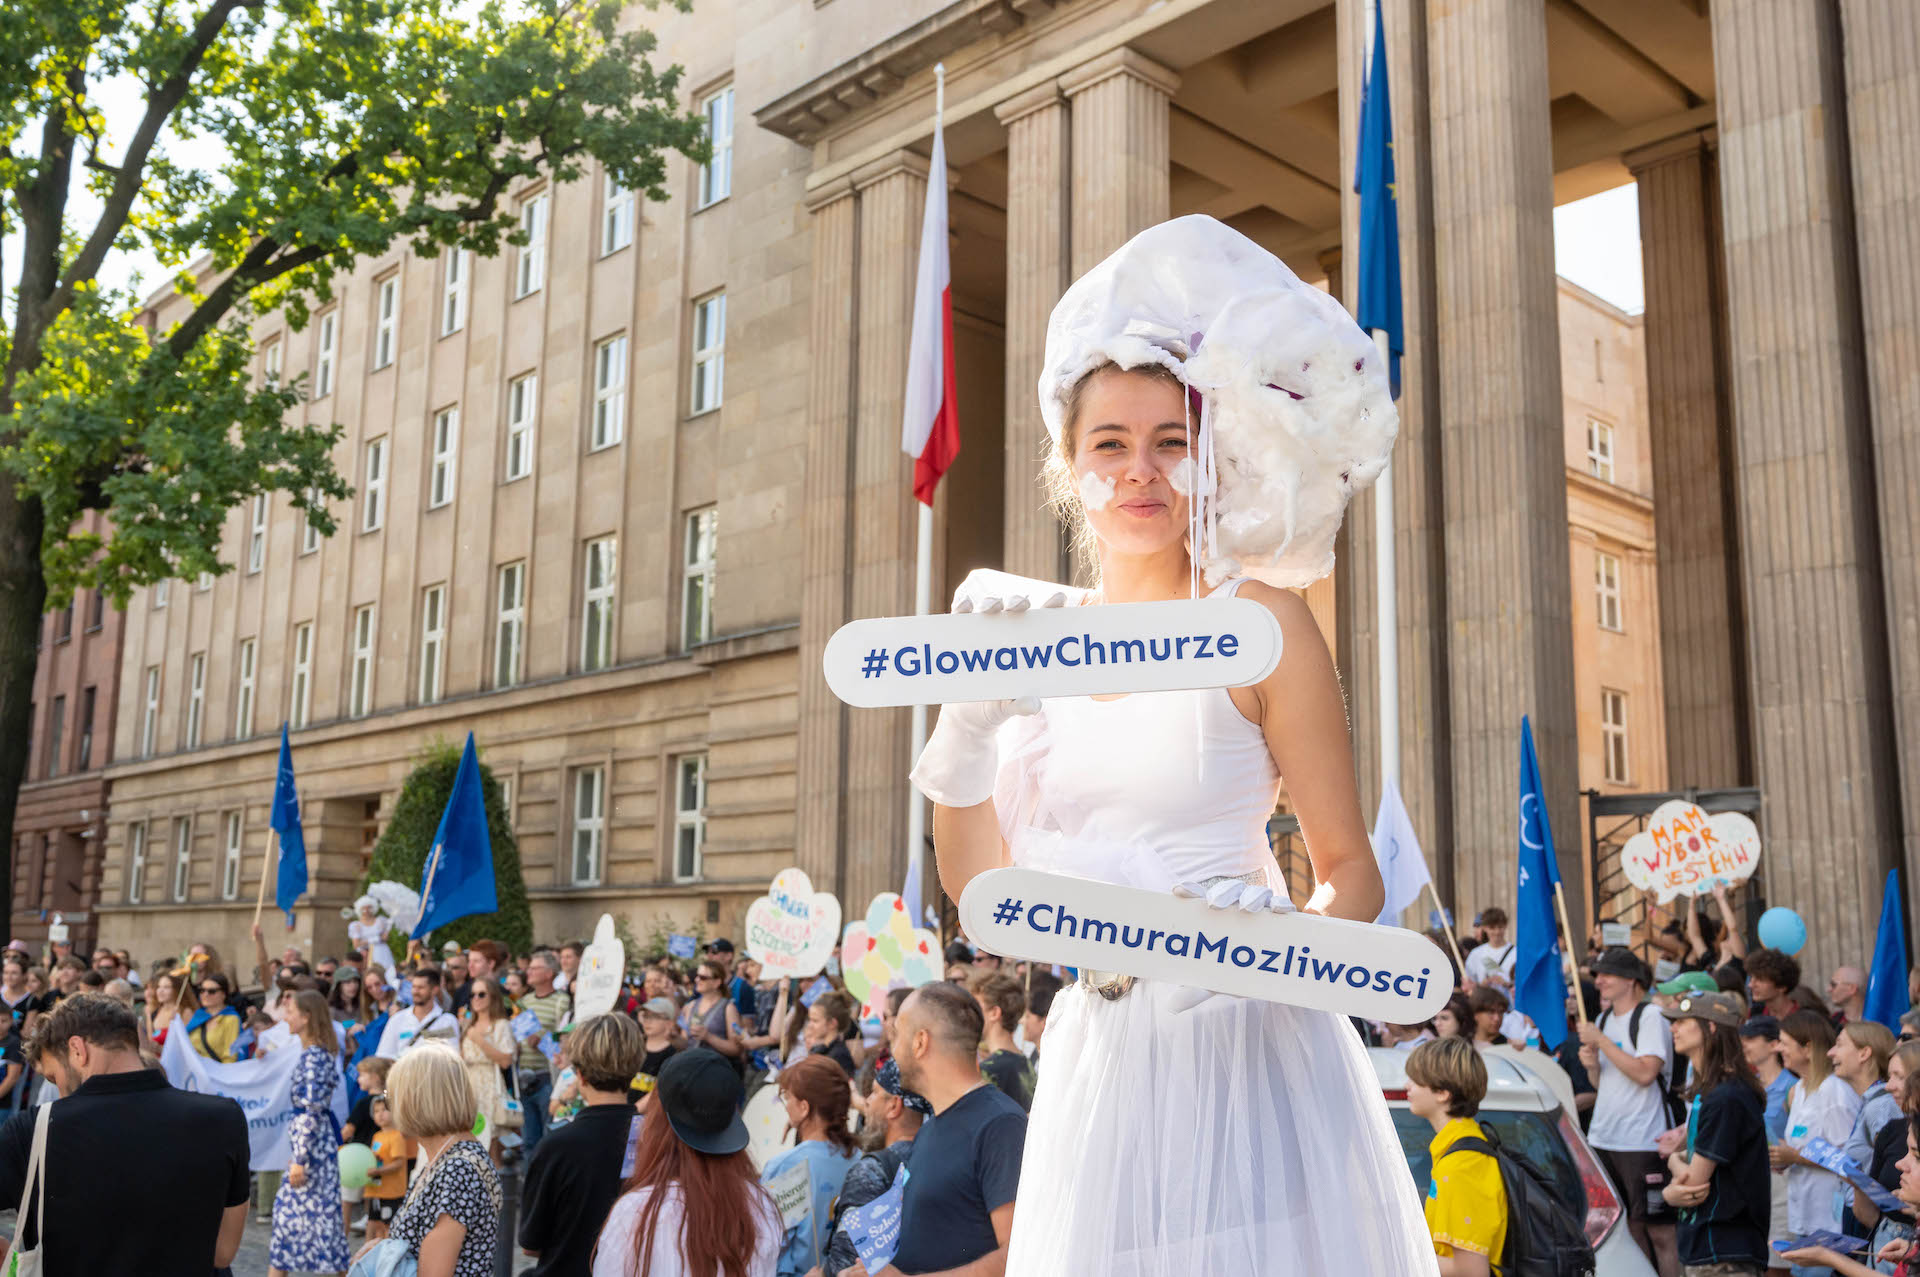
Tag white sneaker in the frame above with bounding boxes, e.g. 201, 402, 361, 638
353, 1216, 369, 1234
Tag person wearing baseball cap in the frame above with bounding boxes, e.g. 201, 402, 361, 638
593, 1047, 781, 1275
1660, 992, 1771, 1274
1579, 946, 1680, 1272
1656, 970, 1721, 1002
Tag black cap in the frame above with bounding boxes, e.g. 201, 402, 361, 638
655, 1048, 748, 1155
1592, 946, 1651, 988
1740, 1014, 1781, 1040
705, 938, 735, 954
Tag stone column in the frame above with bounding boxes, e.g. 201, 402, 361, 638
1625, 132, 1751, 793
1427, 0, 1580, 923
842, 152, 932, 912
794, 180, 859, 895
1062, 48, 1178, 278
1839, 0, 1920, 925
996, 82, 1071, 583
1335, 0, 1455, 917
1714, 0, 1901, 973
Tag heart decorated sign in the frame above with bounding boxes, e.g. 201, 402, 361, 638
840, 893, 941, 1023
744, 868, 841, 980
1621, 801, 1762, 902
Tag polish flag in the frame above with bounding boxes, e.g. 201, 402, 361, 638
901, 119, 959, 506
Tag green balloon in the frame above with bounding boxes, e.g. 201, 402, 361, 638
338, 1142, 378, 1189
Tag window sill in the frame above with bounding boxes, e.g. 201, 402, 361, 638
501, 471, 531, 485
586, 438, 623, 454
372, 360, 394, 373
683, 405, 722, 422
693, 195, 729, 215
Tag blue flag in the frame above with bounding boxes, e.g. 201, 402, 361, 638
1354, 0, 1403, 398
1514, 716, 1568, 1050
1865, 869, 1909, 1032
270, 724, 308, 927
412, 733, 498, 940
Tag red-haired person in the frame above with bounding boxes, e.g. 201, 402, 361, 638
763, 1054, 858, 1275
591, 1048, 781, 1276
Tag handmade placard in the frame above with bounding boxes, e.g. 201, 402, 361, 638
823, 596, 1282, 707
574, 913, 624, 1019
744, 868, 842, 979
1621, 802, 1762, 902
957, 866, 1451, 1022
841, 893, 941, 1023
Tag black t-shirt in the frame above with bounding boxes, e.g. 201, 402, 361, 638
891, 1084, 1026, 1275
344, 1093, 376, 1146
1678, 1080, 1770, 1268
635, 1044, 678, 1097
810, 1038, 856, 1078
0, 1068, 250, 1275
978, 1049, 1036, 1112
518, 1100, 637, 1277
0, 989, 39, 1036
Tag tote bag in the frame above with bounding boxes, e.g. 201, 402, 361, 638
1, 1103, 49, 1276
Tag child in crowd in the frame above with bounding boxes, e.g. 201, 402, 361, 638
340, 1055, 394, 1235
363, 1094, 413, 1240
1406, 1036, 1508, 1277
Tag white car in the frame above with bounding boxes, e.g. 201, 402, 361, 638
1370, 1046, 1659, 1277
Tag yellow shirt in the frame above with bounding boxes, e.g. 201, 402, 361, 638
1425, 1117, 1507, 1273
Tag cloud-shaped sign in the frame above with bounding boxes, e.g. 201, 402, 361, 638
744, 868, 841, 980
573, 914, 625, 1019
840, 893, 940, 1024
1622, 802, 1762, 903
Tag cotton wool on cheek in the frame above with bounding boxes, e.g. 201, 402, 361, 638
1077, 471, 1117, 511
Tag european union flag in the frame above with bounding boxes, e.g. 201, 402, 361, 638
412, 733, 498, 940
1865, 869, 1909, 1032
1354, 0, 1403, 398
270, 724, 307, 927
1514, 716, 1568, 1050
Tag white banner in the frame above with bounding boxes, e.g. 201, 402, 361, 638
823, 597, 1282, 707
161, 1030, 350, 1171
957, 866, 1451, 1022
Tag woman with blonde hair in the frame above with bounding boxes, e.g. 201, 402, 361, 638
269, 989, 351, 1277
362, 1043, 500, 1277
458, 975, 515, 1160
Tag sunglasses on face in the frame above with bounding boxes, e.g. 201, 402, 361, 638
199, 987, 221, 995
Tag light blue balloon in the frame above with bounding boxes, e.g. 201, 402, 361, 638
1757, 906, 1807, 956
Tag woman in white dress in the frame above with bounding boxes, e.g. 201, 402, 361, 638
912, 216, 1437, 1276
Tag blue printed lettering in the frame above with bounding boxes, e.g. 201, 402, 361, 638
1146, 929, 1165, 952
962, 648, 992, 672
1393, 974, 1414, 997
1120, 925, 1146, 949
1021, 644, 1052, 669
1029, 904, 1054, 931
1219, 633, 1239, 658
1053, 908, 1079, 939
935, 650, 959, 674
1195, 931, 1229, 963
1083, 635, 1107, 665
1259, 949, 1283, 973
1058, 635, 1081, 667
1083, 917, 1118, 945
1113, 638, 1146, 664
1230, 945, 1256, 969
1149, 637, 1172, 661
1371, 969, 1392, 992
1310, 956, 1345, 982
893, 647, 922, 675
1193, 634, 1214, 658
1165, 932, 1191, 957
994, 647, 1018, 671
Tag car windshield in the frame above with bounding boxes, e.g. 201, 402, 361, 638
1389, 1107, 1585, 1219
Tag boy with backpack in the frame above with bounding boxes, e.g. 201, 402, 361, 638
1581, 946, 1682, 1277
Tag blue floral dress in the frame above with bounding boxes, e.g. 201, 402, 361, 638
270, 1045, 353, 1272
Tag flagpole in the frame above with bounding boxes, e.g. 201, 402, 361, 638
904, 62, 945, 925
251, 841, 273, 930
1553, 880, 1589, 1031
1423, 880, 1466, 975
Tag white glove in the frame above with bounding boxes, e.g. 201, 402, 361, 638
1173, 879, 1298, 914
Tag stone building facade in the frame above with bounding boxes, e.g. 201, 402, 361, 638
78, 0, 1917, 977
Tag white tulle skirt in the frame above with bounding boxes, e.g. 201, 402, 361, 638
1006, 976, 1440, 1277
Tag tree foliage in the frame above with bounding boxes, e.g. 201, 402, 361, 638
364, 739, 532, 957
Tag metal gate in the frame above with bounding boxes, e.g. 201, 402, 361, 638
1586, 786, 1763, 965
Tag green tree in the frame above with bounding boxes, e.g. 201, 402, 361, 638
364, 739, 532, 956
0, 0, 706, 937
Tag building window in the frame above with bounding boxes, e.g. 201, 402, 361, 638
1602, 689, 1629, 784
221, 811, 243, 900
263, 340, 283, 385
301, 488, 323, 555
185, 652, 206, 750
76, 686, 95, 772
515, 193, 548, 298
362, 437, 387, 532
247, 493, 269, 573
1586, 418, 1615, 483
45, 696, 65, 780
674, 754, 707, 881
197, 571, 213, 592
234, 637, 257, 738
419, 585, 446, 704
495, 561, 525, 688
86, 589, 104, 632
603, 176, 634, 254
501, 776, 515, 827
290, 622, 314, 729
141, 665, 161, 757
350, 605, 376, 718
153, 578, 169, 609
571, 766, 605, 885
54, 604, 72, 642
682, 507, 716, 647
591, 335, 627, 450
314, 309, 337, 399
171, 816, 193, 903
690, 293, 725, 416
505, 373, 536, 481
441, 248, 469, 336
429, 407, 458, 508
373, 275, 399, 369
698, 87, 733, 208
127, 821, 149, 905
1595, 551, 1623, 632
581, 536, 617, 672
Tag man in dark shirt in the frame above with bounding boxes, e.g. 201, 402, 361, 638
967, 970, 1035, 1111
519, 1012, 645, 1276
0, 994, 250, 1276
863, 981, 1025, 1277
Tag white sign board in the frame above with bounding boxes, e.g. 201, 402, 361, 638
1621, 802, 1762, 903
573, 913, 625, 1020
767, 1157, 815, 1230
744, 868, 841, 979
161, 1030, 351, 1171
823, 596, 1282, 707
840, 893, 941, 1025
957, 866, 1450, 1022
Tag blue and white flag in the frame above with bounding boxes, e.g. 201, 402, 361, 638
270, 724, 307, 926
1372, 775, 1431, 926
1354, 0, 1403, 397
160, 1030, 349, 1171
1514, 716, 1569, 1051
412, 733, 497, 940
